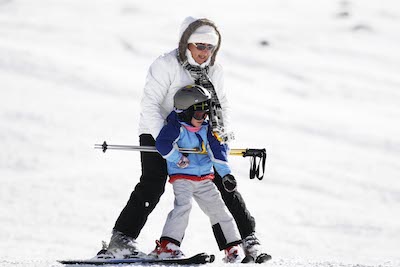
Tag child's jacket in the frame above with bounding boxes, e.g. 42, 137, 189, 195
156, 112, 231, 182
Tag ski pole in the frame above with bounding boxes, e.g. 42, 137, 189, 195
94, 141, 206, 154
94, 141, 267, 180
95, 141, 261, 157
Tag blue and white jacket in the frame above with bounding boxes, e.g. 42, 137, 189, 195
156, 112, 231, 182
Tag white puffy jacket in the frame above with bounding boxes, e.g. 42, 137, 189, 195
138, 49, 230, 139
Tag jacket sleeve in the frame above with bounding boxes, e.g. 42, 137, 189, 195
155, 120, 182, 164
206, 126, 231, 177
140, 55, 172, 139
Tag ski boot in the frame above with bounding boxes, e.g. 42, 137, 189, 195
153, 239, 185, 259
92, 241, 115, 260
223, 245, 243, 263
106, 230, 147, 259
241, 233, 272, 263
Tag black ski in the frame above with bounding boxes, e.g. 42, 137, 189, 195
59, 253, 215, 265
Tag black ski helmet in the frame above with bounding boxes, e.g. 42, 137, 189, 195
174, 85, 211, 123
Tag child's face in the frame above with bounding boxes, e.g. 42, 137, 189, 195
191, 116, 206, 127
190, 109, 208, 127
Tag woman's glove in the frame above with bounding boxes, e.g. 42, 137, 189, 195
177, 155, 190, 168
222, 174, 237, 192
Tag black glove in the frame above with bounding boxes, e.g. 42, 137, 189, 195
222, 174, 237, 192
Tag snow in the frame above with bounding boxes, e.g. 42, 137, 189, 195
1, 0, 400, 266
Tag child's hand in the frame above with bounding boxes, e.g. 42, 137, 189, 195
222, 174, 237, 192
177, 155, 190, 168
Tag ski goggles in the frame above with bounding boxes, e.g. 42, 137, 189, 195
192, 43, 215, 51
192, 110, 208, 120
190, 101, 210, 120
193, 101, 209, 111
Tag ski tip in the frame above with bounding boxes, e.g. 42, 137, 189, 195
58, 260, 76, 265
255, 253, 272, 264
241, 253, 272, 264
208, 254, 215, 263
241, 255, 255, 263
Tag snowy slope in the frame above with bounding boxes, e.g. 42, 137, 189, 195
1, 0, 400, 266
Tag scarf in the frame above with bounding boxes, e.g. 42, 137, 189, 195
182, 123, 201, 133
177, 50, 226, 137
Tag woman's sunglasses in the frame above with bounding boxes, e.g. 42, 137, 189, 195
192, 43, 215, 51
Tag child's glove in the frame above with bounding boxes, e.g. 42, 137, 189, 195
222, 174, 237, 192
177, 155, 190, 168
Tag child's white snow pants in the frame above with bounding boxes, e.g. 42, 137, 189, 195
161, 179, 241, 250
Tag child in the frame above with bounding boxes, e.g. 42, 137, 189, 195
154, 85, 243, 263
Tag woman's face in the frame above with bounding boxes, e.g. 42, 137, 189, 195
188, 43, 215, 65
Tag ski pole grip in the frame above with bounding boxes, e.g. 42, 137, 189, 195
242, 148, 266, 158
242, 148, 267, 180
